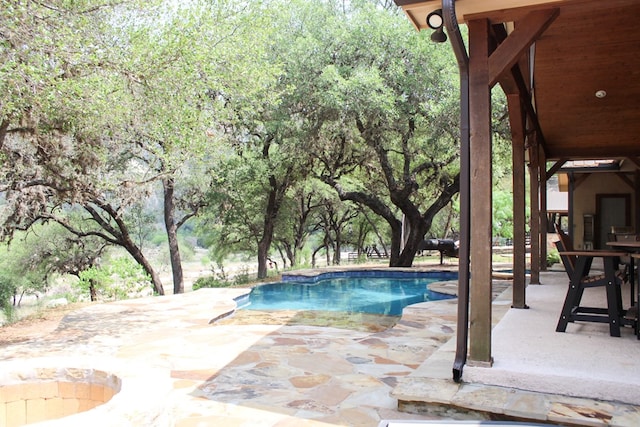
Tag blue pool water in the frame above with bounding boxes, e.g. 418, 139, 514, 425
237, 271, 456, 316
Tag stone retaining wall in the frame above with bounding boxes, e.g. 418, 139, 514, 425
0, 368, 120, 426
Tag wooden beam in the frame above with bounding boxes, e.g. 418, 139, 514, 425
547, 158, 568, 180
508, 93, 528, 309
626, 157, 640, 169
615, 172, 634, 189
573, 173, 589, 190
492, 24, 519, 95
488, 9, 559, 87
512, 64, 547, 149
492, 23, 547, 149
468, 18, 493, 367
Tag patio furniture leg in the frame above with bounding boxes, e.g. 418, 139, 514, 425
604, 256, 622, 337
629, 257, 635, 307
556, 256, 590, 332
556, 284, 577, 332
635, 256, 640, 339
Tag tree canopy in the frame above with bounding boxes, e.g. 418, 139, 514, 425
0, 0, 512, 306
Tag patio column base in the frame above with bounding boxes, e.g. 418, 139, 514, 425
466, 358, 494, 368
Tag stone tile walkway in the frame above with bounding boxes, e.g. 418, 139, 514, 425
2, 274, 638, 426
0, 286, 463, 426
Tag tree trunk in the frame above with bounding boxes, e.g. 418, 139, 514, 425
355, 221, 368, 256
257, 198, 276, 279
163, 177, 184, 294
0, 119, 9, 148
397, 226, 426, 266
257, 174, 287, 279
311, 245, 324, 268
388, 221, 403, 266
89, 278, 97, 302
123, 236, 164, 295
257, 200, 275, 279
285, 245, 295, 268
324, 234, 333, 266
257, 237, 271, 279
443, 203, 455, 239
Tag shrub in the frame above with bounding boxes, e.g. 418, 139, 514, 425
0, 276, 13, 312
1, 304, 17, 325
192, 276, 232, 289
547, 249, 561, 267
77, 257, 152, 301
232, 266, 251, 286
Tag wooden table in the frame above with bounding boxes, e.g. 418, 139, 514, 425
557, 250, 630, 337
605, 241, 640, 338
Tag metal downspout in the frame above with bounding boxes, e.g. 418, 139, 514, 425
443, 0, 470, 383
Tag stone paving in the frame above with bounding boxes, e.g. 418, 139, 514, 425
0, 285, 464, 426
391, 282, 640, 427
2, 273, 639, 426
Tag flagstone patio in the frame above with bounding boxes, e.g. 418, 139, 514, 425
1, 268, 639, 426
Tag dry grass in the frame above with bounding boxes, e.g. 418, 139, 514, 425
0, 302, 91, 346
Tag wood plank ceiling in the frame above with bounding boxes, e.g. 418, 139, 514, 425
396, 0, 640, 161
532, 0, 640, 160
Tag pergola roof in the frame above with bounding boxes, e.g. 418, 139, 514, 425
395, 0, 640, 161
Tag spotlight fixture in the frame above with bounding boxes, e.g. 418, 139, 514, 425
595, 90, 607, 98
430, 28, 447, 43
427, 9, 447, 43
427, 9, 444, 30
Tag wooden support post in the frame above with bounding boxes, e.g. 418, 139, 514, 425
635, 170, 640, 232
508, 93, 527, 308
468, 18, 493, 366
539, 147, 548, 270
568, 172, 575, 237
529, 139, 541, 285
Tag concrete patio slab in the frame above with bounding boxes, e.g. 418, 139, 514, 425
392, 268, 640, 427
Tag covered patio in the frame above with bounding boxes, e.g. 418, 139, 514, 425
392, 267, 640, 425
393, 0, 640, 413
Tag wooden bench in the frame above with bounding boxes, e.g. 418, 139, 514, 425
554, 224, 632, 337
556, 249, 629, 337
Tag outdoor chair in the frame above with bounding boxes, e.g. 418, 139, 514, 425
554, 226, 630, 336
612, 232, 639, 280
607, 232, 640, 338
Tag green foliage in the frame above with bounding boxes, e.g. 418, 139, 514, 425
0, 0, 521, 288
199, 254, 211, 266
55, 290, 79, 305
493, 189, 515, 239
547, 249, 561, 267
232, 266, 251, 286
77, 257, 152, 301
0, 229, 58, 307
192, 276, 231, 290
1, 304, 17, 325
154, 235, 197, 267
354, 254, 369, 264
193, 263, 253, 289
0, 274, 14, 312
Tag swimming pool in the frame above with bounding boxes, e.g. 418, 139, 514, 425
236, 270, 457, 316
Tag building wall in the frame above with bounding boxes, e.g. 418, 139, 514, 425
571, 173, 636, 249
